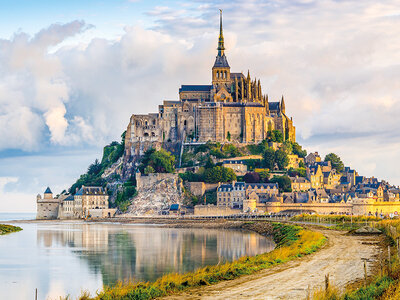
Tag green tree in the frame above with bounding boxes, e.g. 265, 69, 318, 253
204, 166, 237, 183
263, 147, 275, 170
269, 176, 292, 192
226, 131, 231, 141
324, 153, 344, 173
275, 149, 289, 170
257, 170, 270, 183
139, 148, 176, 173
292, 142, 307, 158
144, 165, 155, 175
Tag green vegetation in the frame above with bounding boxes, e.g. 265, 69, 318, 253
270, 176, 292, 192
82, 223, 326, 300
204, 166, 237, 183
324, 153, 344, 173
288, 167, 306, 178
69, 132, 126, 194
267, 130, 284, 143
0, 224, 22, 235
275, 149, 289, 170
113, 178, 136, 212
139, 148, 175, 173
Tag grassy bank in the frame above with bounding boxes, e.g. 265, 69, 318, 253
80, 222, 326, 300
0, 224, 22, 235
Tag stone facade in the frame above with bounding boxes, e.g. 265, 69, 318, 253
37, 186, 112, 220
124, 12, 296, 160
36, 187, 60, 220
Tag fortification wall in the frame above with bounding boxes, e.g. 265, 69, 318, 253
36, 200, 60, 220
194, 205, 240, 216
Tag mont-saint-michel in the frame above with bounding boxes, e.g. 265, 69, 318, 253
37, 12, 400, 221
3, 3, 400, 300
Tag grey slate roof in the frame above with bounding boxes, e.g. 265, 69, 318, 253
76, 186, 106, 196
268, 102, 280, 111
64, 195, 74, 201
179, 85, 212, 93
213, 54, 230, 68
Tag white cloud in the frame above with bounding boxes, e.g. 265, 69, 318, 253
1, 0, 400, 190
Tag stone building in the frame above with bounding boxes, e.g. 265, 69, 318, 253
124, 11, 296, 160
36, 187, 60, 220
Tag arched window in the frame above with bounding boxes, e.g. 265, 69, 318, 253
151, 132, 155, 136
144, 132, 149, 137
152, 119, 156, 125
184, 120, 187, 126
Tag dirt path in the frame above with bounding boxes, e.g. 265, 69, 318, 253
163, 229, 381, 300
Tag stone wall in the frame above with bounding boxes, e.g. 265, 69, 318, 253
194, 204, 240, 216
36, 200, 60, 220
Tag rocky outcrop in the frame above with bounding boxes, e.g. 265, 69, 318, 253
124, 173, 183, 216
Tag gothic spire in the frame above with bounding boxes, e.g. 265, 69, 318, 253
218, 9, 225, 56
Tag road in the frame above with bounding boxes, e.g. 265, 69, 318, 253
163, 229, 381, 300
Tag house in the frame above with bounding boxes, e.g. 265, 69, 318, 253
323, 170, 341, 190
307, 165, 324, 189
290, 176, 311, 192
217, 181, 246, 208
222, 160, 248, 175
287, 154, 304, 169
169, 204, 180, 215
305, 152, 321, 165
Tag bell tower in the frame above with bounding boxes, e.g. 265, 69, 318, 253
212, 10, 230, 87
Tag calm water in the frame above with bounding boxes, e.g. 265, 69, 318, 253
0, 220, 275, 299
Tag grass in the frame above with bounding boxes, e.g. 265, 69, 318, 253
0, 224, 22, 235
78, 223, 326, 300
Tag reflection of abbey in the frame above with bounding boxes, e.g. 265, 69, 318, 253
125, 12, 295, 158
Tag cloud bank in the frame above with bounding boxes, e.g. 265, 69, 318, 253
1, 0, 400, 203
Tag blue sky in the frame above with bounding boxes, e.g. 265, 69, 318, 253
1, 0, 400, 212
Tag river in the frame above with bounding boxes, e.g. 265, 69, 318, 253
0, 218, 275, 299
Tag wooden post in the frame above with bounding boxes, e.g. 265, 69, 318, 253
364, 260, 367, 286
35, 288, 37, 300
325, 274, 329, 291
306, 284, 311, 300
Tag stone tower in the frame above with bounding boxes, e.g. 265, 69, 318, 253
212, 10, 232, 102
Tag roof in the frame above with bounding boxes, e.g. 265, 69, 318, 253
268, 102, 280, 111
76, 186, 106, 196
246, 183, 279, 189
230, 72, 245, 79
179, 85, 212, 93
44, 187, 52, 194
64, 195, 74, 201
213, 53, 230, 68
170, 204, 180, 211
223, 160, 245, 164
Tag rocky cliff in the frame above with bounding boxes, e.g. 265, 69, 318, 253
123, 173, 183, 216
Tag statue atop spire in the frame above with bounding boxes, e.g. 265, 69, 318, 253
218, 9, 225, 56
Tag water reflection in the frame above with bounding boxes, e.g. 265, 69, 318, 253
1, 222, 274, 299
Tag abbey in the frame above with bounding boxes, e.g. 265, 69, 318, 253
125, 12, 295, 158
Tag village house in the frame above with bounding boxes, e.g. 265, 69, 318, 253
222, 159, 248, 176
287, 154, 304, 169
305, 152, 321, 165
290, 176, 311, 192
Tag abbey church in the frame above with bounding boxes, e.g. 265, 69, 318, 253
125, 12, 295, 158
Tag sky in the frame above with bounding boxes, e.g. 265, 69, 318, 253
1, 0, 400, 212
